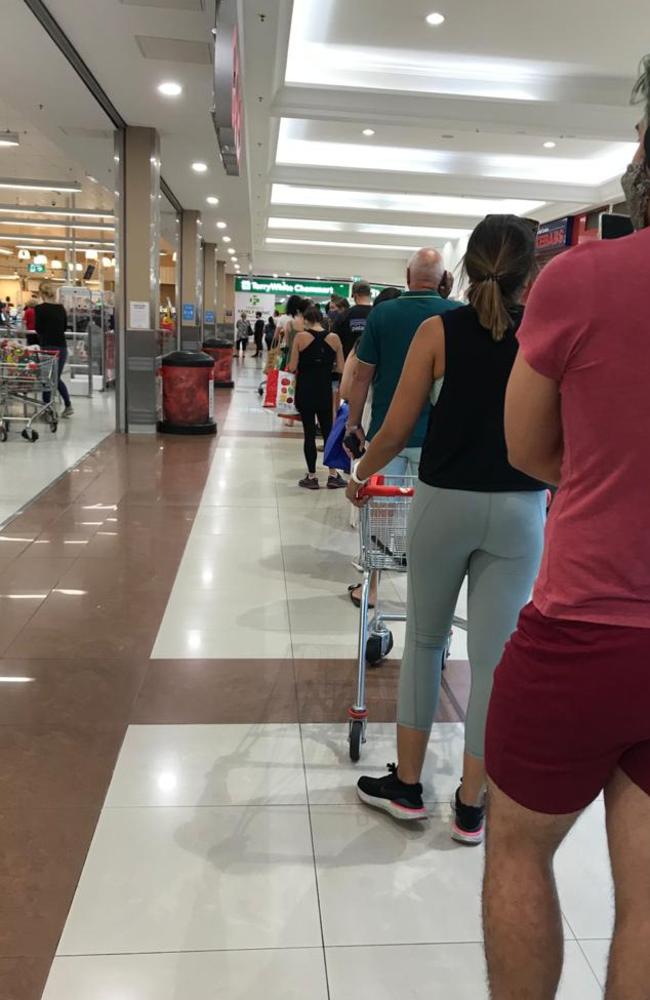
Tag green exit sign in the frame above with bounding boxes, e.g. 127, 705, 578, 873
28, 263, 46, 273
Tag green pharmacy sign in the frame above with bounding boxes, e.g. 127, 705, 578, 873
235, 276, 351, 299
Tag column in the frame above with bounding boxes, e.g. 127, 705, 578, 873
216, 259, 227, 337
179, 210, 203, 350
202, 242, 217, 341
114, 126, 161, 431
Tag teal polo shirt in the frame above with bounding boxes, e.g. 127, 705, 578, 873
356, 290, 462, 447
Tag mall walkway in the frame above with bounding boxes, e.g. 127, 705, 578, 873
2, 361, 613, 999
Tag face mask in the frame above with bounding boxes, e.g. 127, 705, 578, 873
621, 162, 650, 230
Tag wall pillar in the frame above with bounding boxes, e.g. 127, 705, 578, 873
114, 126, 161, 431
179, 210, 203, 350
202, 242, 217, 340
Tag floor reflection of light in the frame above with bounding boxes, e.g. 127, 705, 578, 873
54, 589, 87, 596
64, 539, 89, 545
187, 630, 202, 651
0, 536, 33, 543
83, 504, 118, 510
157, 771, 178, 793
81, 521, 103, 526
201, 568, 213, 585
0, 676, 34, 683
4, 593, 47, 599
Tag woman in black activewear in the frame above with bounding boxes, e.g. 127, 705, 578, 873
288, 303, 346, 490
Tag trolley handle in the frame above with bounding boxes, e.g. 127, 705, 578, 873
358, 475, 415, 498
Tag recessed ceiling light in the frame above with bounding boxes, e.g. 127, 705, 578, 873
425, 11, 445, 25
206, 195, 219, 205
191, 161, 208, 173
273, 273, 278, 278
222, 235, 231, 243
227, 248, 235, 255
543, 140, 557, 149
286, 272, 291, 276
216, 221, 227, 229
362, 128, 375, 137
158, 81, 182, 97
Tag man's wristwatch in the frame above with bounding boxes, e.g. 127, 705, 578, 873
350, 461, 367, 486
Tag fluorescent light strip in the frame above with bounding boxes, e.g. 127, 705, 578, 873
268, 217, 470, 239
0, 178, 82, 193
0, 205, 114, 219
0, 219, 115, 231
271, 183, 544, 218
266, 237, 430, 252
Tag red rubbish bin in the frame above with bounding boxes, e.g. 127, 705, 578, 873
156, 351, 216, 435
203, 338, 234, 388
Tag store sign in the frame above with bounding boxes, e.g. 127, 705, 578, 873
204, 310, 215, 324
236, 276, 351, 298
536, 217, 573, 252
28, 263, 46, 273
182, 303, 195, 323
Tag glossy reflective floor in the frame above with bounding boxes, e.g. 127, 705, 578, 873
1, 359, 612, 999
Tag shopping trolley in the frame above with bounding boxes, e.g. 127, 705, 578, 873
348, 474, 466, 762
0, 345, 59, 442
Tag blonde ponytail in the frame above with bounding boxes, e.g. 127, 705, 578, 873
467, 276, 512, 342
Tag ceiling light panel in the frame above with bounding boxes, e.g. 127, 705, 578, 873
267, 217, 471, 238
271, 184, 544, 218
276, 131, 635, 186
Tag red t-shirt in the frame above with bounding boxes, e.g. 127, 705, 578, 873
518, 227, 650, 627
23, 306, 35, 331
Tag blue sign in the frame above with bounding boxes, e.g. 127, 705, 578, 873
204, 310, 215, 324
182, 303, 195, 323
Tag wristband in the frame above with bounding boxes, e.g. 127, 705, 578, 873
351, 461, 367, 486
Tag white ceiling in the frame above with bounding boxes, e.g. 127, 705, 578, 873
0, 0, 646, 286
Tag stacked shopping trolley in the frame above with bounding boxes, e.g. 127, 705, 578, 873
0, 339, 59, 442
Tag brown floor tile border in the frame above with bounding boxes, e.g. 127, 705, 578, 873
0, 956, 51, 1000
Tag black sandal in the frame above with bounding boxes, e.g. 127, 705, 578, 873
348, 584, 375, 609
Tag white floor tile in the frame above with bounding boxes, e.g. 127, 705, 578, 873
301, 722, 464, 805
151, 623, 293, 659
555, 798, 614, 939
106, 724, 307, 807
326, 940, 601, 1000
58, 806, 321, 954
43, 948, 328, 1000
312, 804, 485, 946
578, 939, 610, 987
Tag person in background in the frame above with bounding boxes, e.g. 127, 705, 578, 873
347, 217, 546, 845
333, 280, 373, 358
326, 294, 349, 331
345, 248, 459, 609
281, 294, 308, 363
23, 295, 38, 345
253, 311, 265, 357
288, 302, 346, 491
373, 286, 402, 307
483, 59, 650, 1000
264, 314, 276, 351
234, 311, 249, 356
35, 281, 73, 417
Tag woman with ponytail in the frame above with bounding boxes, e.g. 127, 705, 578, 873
346, 214, 547, 844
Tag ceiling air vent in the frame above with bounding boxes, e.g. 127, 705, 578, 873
135, 35, 211, 65
121, 0, 204, 9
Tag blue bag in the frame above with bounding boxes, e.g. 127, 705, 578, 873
323, 401, 351, 473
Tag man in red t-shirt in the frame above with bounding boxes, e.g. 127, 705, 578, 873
483, 61, 650, 1000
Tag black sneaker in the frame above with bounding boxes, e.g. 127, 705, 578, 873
298, 475, 319, 490
357, 763, 427, 821
450, 786, 485, 845
327, 473, 347, 489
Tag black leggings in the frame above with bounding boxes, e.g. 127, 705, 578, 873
299, 403, 333, 474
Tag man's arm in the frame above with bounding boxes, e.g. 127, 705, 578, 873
505, 353, 563, 486
345, 358, 375, 441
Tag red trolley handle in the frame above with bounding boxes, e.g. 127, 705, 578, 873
358, 474, 415, 499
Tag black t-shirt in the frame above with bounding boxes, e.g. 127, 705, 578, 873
254, 318, 265, 338
34, 302, 68, 349
419, 304, 545, 492
334, 304, 372, 358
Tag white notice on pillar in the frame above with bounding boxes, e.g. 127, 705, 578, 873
129, 301, 150, 330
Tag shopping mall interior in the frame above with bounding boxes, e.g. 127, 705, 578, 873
0, 1, 647, 998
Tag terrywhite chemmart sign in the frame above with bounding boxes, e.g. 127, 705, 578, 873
236, 276, 352, 298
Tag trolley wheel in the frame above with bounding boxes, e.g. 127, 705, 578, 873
349, 720, 364, 762
22, 428, 39, 442
366, 629, 394, 666
49, 420, 58, 433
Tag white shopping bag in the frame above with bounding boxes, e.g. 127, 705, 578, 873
276, 370, 298, 416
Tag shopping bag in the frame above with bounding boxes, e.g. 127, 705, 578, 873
276, 370, 298, 416
323, 401, 351, 473
263, 367, 279, 408
265, 345, 280, 375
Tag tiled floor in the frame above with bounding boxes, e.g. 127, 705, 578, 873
0, 356, 614, 999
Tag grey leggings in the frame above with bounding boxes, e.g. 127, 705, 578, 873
398, 482, 546, 758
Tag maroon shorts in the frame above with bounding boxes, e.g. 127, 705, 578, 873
486, 602, 650, 814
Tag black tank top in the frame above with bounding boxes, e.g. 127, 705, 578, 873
419, 304, 545, 492
297, 328, 336, 373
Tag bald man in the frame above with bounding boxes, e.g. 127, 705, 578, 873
345, 248, 461, 607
